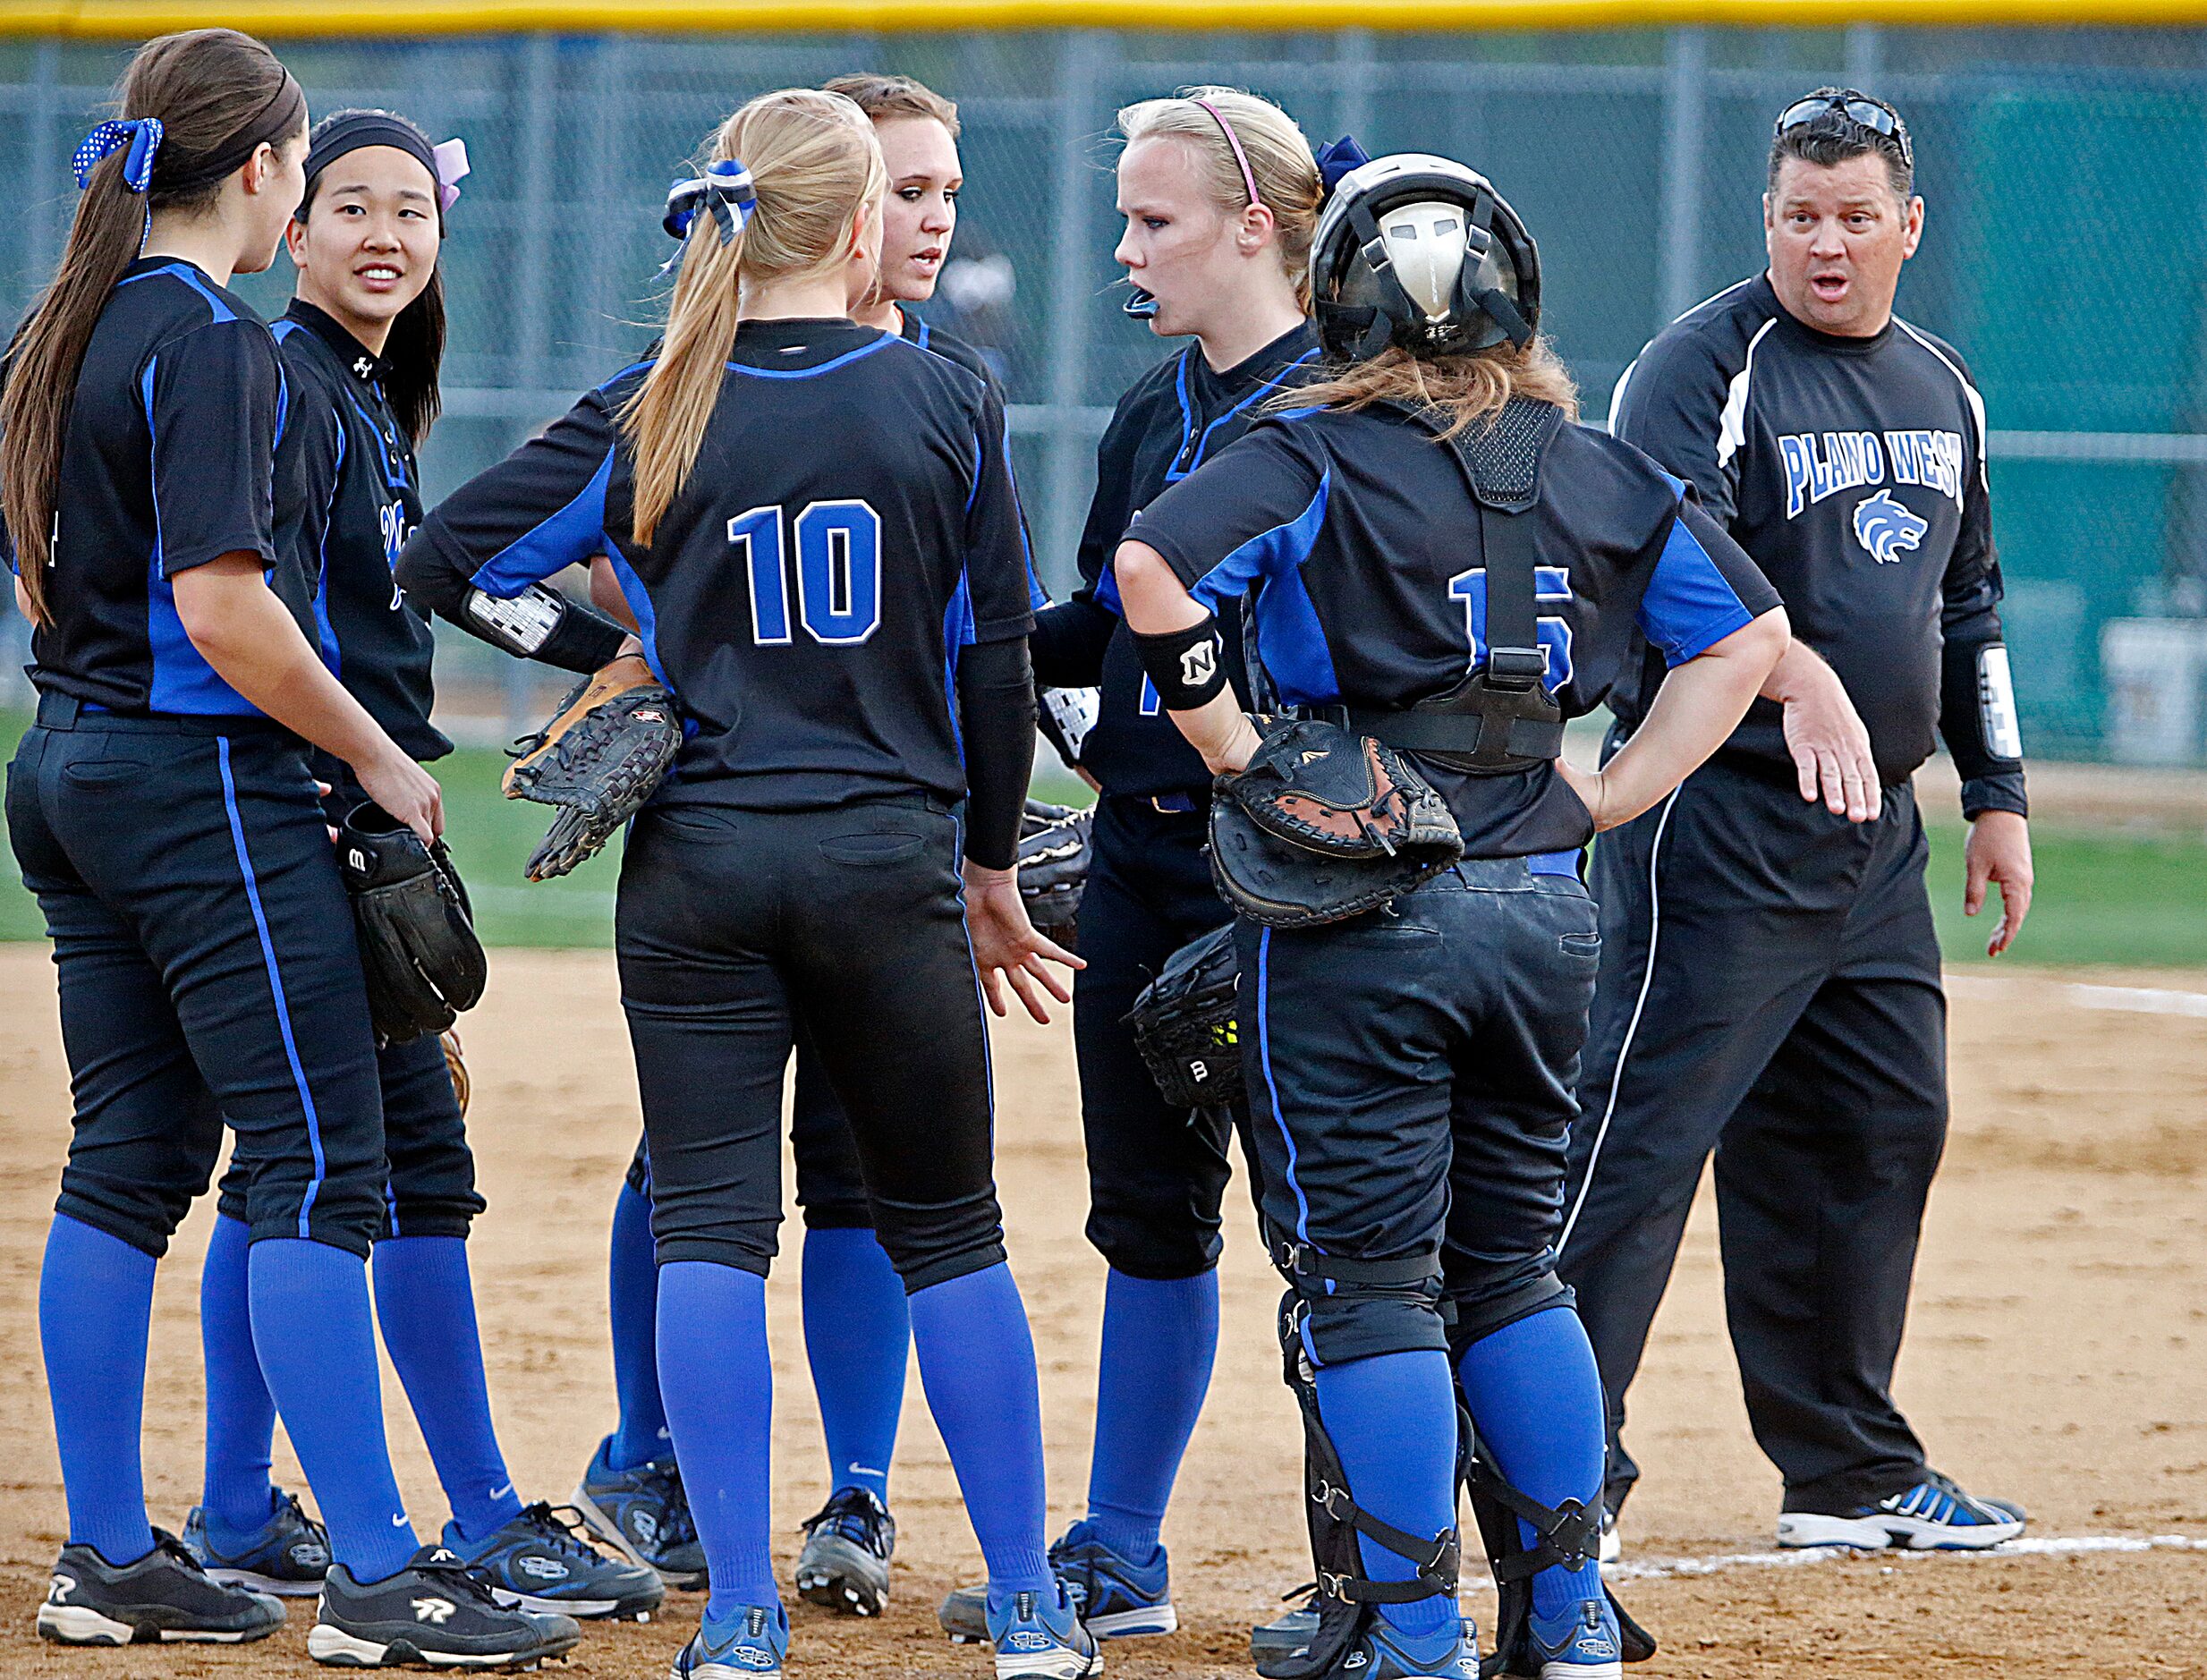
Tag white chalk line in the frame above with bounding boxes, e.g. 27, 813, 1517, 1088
1946, 973, 2207, 1019
1597, 1532, 2207, 1587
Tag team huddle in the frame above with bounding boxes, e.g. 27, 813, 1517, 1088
3, 22, 2034, 1680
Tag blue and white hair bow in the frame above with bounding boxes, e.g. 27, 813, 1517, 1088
1315, 133, 1370, 194
658, 158, 755, 276
73, 117, 164, 192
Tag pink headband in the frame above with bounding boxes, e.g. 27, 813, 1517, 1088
1191, 98, 1262, 211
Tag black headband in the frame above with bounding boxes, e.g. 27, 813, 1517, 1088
306, 112, 440, 192
153, 69, 306, 194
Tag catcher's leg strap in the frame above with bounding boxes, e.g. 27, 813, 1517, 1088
1466, 1452, 1602, 1582
1309, 1477, 1462, 1605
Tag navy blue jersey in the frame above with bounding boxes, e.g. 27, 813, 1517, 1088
1034, 322, 1322, 799
903, 309, 1047, 615
12, 258, 318, 716
398, 318, 1031, 813
1129, 402, 1780, 857
1609, 274, 2024, 815
272, 301, 446, 762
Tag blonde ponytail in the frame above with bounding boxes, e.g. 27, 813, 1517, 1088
622, 89, 886, 545
1116, 87, 1322, 306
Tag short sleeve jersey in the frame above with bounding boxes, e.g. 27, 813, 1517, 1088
1074, 323, 1324, 800
272, 301, 446, 761
1130, 403, 1780, 857
21, 258, 316, 716
1608, 273, 2017, 793
400, 318, 1031, 811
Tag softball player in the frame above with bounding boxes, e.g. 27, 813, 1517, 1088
182, 107, 658, 1625
940, 87, 1330, 1645
3, 29, 570, 1667
397, 89, 1096, 1680
573, 74, 1040, 1617
1558, 89, 2032, 1554
1116, 154, 1787, 1677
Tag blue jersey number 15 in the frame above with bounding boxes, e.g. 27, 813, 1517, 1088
1447, 564, 1575, 691
729, 499, 884, 647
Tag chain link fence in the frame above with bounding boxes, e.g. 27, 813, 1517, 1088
4, 25, 2206, 759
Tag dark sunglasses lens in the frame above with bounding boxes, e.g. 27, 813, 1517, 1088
1777, 98, 1829, 132
1842, 99, 1898, 136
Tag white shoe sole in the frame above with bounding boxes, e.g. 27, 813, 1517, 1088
307, 1621, 557, 1667
1775, 1510, 2024, 1551
571, 1483, 651, 1571
37, 1602, 273, 1644
670, 1658, 781, 1680
1539, 1659, 1621, 1680
1088, 1603, 1176, 1638
207, 1565, 327, 1599
995, 1642, 1104, 1679
487, 1584, 649, 1621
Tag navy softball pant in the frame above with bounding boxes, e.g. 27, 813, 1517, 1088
6, 696, 386, 1258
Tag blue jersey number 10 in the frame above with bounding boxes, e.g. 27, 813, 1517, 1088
728, 499, 884, 647
1447, 564, 1576, 691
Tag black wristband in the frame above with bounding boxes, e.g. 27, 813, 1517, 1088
1132, 615, 1228, 711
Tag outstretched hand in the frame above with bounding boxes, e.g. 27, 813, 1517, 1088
963, 860, 1082, 1024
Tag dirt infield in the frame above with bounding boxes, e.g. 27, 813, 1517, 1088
0, 946, 2201, 1678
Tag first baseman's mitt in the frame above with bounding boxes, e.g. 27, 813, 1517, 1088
1125, 921, 1242, 1110
337, 803, 488, 1044
1018, 799, 1092, 948
1210, 718, 1463, 928
504, 653, 682, 880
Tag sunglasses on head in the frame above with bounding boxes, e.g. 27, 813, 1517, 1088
1776, 91, 1914, 172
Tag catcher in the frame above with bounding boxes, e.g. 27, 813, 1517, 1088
1114, 152, 1787, 1680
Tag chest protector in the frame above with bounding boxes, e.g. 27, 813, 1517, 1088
1342, 397, 1566, 775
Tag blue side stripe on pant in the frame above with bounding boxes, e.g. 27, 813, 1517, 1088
215, 737, 330, 1235
1254, 927, 1314, 1246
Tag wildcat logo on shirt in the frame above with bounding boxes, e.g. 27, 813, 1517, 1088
1777, 428, 1964, 518
1853, 489, 1929, 564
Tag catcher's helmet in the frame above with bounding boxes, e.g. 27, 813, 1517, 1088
1311, 153, 1541, 361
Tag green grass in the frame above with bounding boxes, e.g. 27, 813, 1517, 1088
0, 709, 2197, 963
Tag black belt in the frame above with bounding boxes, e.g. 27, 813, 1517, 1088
34, 690, 288, 736
1344, 704, 1564, 766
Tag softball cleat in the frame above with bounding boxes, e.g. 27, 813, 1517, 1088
38, 1530, 284, 1645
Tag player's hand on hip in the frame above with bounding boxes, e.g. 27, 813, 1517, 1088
1964, 809, 2033, 957
1778, 658, 1880, 822
962, 860, 1082, 1024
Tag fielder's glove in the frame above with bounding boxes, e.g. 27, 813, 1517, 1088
504, 653, 682, 880
337, 803, 488, 1045
1017, 799, 1092, 949
1124, 921, 1241, 1110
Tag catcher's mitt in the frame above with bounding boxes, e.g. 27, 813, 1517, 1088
337, 803, 488, 1045
1210, 718, 1463, 929
505, 654, 682, 881
1125, 922, 1242, 1110
1018, 799, 1092, 949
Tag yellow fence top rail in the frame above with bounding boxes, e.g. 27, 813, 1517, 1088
9, 0, 2207, 40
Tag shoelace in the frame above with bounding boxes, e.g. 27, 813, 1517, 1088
798, 1489, 891, 1558
514, 1502, 615, 1560
634, 1463, 700, 1548
150, 1528, 218, 1577
273, 1493, 329, 1550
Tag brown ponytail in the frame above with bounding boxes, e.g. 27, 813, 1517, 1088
622, 89, 886, 546
2, 29, 301, 625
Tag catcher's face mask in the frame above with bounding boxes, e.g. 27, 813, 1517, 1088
1311, 152, 1541, 362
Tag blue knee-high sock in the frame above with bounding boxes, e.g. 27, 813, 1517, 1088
1084, 1268, 1218, 1562
801, 1226, 909, 1506
372, 1236, 523, 1544
656, 1261, 777, 1617
1456, 1305, 1607, 1625
907, 1264, 1052, 1616
199, 1213, 280, 1535
1311, 1350, 1463, 1651
40, 1215, 157, 1565
248, 1238, 419, 1583
607, 1181, 667, 1471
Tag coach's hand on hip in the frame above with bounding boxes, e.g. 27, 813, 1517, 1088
1766, 642, 1880, 824
1964, 810, 2033, 956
